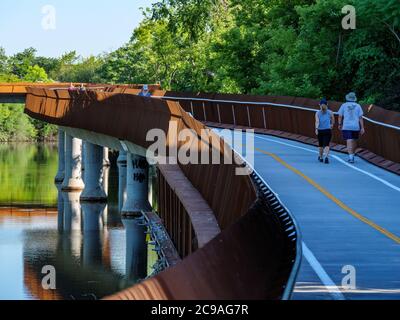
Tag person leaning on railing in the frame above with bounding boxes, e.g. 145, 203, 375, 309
315, 98, 335, 164
338, 92, 366, 164
79, 83, 86, 93
68, 83, 77, 93
138, 84, 152, 97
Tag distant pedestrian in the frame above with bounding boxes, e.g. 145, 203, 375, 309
315, 98, 335, 164
338, 92, 365, 164
79, 84, 86, 93
68, 83, 76, 92
138, 84, 152, 97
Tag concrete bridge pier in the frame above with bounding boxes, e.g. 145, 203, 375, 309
103, 147, 111, 167
82, 202, 105, 266
121, 153, 151, 217
118, 151, 128, 212
81, 142, 107, 202
62, 134, 85, 192
123, 218, 148, 282
82, 142, 86, 173
55, 129, 66, 184
103, 165, 110, 197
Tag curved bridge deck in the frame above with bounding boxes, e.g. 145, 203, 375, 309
224, 130, 400, 300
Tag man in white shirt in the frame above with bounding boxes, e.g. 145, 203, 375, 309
338, 92, 366, 164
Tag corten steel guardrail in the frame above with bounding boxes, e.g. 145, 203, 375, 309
145, 92, 399, 174
157, 163, 221, 258
246, 158, 302, 300
95, 86, 399, 173
0, 83, 160, 96
23, 86, 300, 300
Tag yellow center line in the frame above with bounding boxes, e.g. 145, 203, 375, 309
255, 147, 400, 245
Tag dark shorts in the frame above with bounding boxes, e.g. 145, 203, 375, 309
318, 129, 332, 148
342, 130, 360, 141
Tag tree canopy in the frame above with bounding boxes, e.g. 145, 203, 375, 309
0, 0, 399, 112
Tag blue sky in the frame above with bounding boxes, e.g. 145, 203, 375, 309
0, 0, 156, 57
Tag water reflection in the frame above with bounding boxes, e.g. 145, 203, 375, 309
0, 143, 58, 207
0, 145, 159, 300
20, 191, 153, 300
123, 218, 148, 285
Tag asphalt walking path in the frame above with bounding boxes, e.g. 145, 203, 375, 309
216, 129, 400, 300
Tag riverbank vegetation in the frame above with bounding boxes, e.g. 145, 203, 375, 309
0, 143, 58, 206
1, 0, 399, 141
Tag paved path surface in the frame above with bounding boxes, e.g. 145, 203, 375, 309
216, 129, 400, 300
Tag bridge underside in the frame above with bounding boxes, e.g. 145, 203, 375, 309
0, 94, 26, 104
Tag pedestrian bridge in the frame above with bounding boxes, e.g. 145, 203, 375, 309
0, 83, 399, 300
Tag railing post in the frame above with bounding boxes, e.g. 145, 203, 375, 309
247, 106, 251, 127
263, 107, 267, 129
217, 104, 222, 123
190, 101, 195, 116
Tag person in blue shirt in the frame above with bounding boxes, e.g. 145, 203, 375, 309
338, 92, 365, 164
79, 83, 86, 93
138, 84, 152, 97
315, 98, 335, 164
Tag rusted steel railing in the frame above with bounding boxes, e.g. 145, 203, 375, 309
24, 86, 301, 299
146, 92, 399, 174
157, 164, 220, 258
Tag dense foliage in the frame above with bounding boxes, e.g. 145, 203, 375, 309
96, 0, 399, 109
1, 0, 399, 140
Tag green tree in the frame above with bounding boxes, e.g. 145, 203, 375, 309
24, 65, 49, 82
9, 47, 37, 78
0, 47, 8, 74
0, 104, 37, 142
34, 56, 61, 78
57, 55, 104, 83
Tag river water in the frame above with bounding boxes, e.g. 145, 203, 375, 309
0, 143, 158, 300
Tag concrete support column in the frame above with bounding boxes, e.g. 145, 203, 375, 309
103, 166, 110, 197
103, 147, 111, 167
81, 142, 107, 202
55, 129, 66, 184
81, 142, 86, 173
62, 134, 84, 192
118, 151, 128, 212
123, 218, 147, 282
122, 154, 151, 216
